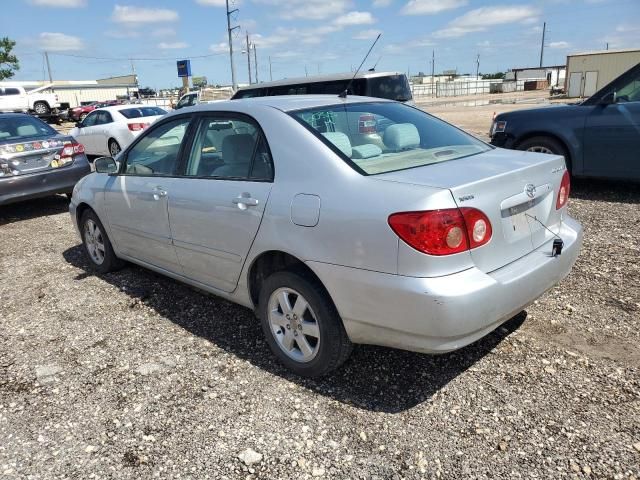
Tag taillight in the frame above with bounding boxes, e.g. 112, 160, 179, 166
358, 114, 377, 134
556, 170, 570, 209
388, 207, 492, 256
128, 123, 150, 131
56, 142, 85, 167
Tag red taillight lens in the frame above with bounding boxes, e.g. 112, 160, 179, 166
358, 114, 377, 134
57, 142, 84, 166
388, 207, 492, 256
128, 122, 150, 131
556, 170, 570, 209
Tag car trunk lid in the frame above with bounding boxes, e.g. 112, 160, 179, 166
376, 148, 567, 273
0, 136, 78, 175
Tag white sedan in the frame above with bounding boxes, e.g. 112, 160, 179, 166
69, 105, 167, 157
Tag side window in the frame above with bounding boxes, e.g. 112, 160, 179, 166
82, 111, 99, 127
5, 88, 20, 95
98, 111, 113, 124
185, 115, 272, 180
616, 73, 640, 103
124, 118, 190, 176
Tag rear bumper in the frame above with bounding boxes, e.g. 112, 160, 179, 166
309, 216, 583, 354
0, 155, 91, 205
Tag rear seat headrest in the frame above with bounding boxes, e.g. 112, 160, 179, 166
383, 123, 420, 151
322, 131, 352, 158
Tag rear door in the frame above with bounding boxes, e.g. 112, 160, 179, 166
104, 116, 193, 273
167, 113, 274, 292
74, 111, 100, 153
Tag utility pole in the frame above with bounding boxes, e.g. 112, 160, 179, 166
245, 32, 252, 84
268, 56, 272, 81
539, 21, 546, 68
44, 51, 53, 83
305, 65, 308, 77
606, 42, 609, 50
226, 0, 239, 91
476, 53, 480, 95
431, 49, 435, 97
253, 44, 258, 83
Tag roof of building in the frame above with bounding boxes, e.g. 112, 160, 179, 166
568, 48, 640, 57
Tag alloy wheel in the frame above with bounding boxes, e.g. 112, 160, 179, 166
84, 219, 106, 265
268, 287, 321, 363
109, 141, 121, 156
526, 146, 554, 154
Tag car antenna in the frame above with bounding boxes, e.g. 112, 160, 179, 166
339, 33, 382, 99
368, 56, 382, 72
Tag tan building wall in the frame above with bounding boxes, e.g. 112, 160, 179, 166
566, 49, 640, 98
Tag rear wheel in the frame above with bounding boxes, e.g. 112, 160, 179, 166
108, 139, 121, 157
517, 136, 571, 173
258, 271, 352, 377
80, 209, 124, 273
33, 102, 50, 115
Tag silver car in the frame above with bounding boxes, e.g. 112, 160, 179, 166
69, 95, 583, 377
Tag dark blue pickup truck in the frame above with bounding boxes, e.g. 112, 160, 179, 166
490, 62, 640, 181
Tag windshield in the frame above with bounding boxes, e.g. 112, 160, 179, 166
0, 115, 57, 143
366, 75, 412, 101
292, 102, 491, 175
119, 107, 167, 119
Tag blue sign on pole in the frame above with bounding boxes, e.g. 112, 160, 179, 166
177, 59, 192, 78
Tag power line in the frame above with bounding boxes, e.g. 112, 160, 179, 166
43, 51, 227, 61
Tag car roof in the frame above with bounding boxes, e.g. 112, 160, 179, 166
235, 71, 406, 91
171, 94, 393, 116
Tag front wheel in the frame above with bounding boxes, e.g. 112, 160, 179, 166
517, 136, 571, 173
80, 209, 124, 273
258, 271, 353, 377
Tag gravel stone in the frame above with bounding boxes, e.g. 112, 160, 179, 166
238, 448, 263, 466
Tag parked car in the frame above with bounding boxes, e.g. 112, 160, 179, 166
490, 62, 640, 180
0, 84, 60, 115
69, 95, 582, 377
232, 71, 414, 104
69, 105, 167, 157
0, 113, 90, 205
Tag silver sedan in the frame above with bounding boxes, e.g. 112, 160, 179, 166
69, 95, 583, 377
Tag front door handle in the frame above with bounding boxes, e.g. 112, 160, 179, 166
232, 193, 259, 209
152, 186, 167, 201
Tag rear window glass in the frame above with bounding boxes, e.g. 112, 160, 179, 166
119, 107, 167, 119
0, 115, 56, 142
366, 75, 412, 101
292, 102, 490, 175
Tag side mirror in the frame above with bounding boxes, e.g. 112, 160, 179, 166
599, 91, 616, 105
94, 156, 118, 174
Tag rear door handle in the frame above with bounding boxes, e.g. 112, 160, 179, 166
232, 193, 259, 209
152, 186, 167, 200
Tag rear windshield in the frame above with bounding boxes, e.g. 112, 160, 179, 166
119, 107, 166, 119
292, 102, 490, 175
366, 75, 412, 102
0, 115, 56, 142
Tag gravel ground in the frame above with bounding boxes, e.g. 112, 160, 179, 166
1, 176, 639, 478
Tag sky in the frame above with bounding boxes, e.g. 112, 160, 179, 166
2, 0, 640, 90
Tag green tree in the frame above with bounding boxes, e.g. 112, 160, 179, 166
192, 76, 208, 88
482, 72, 506, 80
0, 37, 19, 80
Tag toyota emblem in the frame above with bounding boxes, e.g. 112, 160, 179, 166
525, 183, 536, 198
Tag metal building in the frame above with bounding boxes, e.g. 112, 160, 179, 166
565, 48, 640, 98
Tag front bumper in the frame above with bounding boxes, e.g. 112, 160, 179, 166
0, 155, 91, 205
309, 216, 583, 354
489, 132, 516, 149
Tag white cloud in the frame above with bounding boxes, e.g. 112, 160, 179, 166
111, 5, 179, 24
401, 0, 467, 16
158, 41, 189, 49
242, 19, 258, 32
353, 29, 382, 40
434, 5, 539, 38
253, 0, 351, 20
28, 0, 86, 6
152, 27, 177, 37
38, 32, 84, 51
195, 0, 230, 5
105, 30, 140, 39
251, 30, 291, 48
334, 11, 376, 27
373, 0, 392, 6
210, 42, 229, 54
548, 41, 569, 49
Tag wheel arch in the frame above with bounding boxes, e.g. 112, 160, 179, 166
247, 250, 334, 311
514, 131, 575, 172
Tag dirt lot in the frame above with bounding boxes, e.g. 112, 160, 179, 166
1, 100, 639, 479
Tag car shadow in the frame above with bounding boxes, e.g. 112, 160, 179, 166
63, 244, 525, 413
0, 195, 70, 226
571, 177, 640, 204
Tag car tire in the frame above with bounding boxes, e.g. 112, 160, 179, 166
517, 136, 571, 173
108, 139, 121, 157
79, 112, 88, 121
258, 270, 353, 377
80, 209, 124, 274
33, 101, 50, 115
